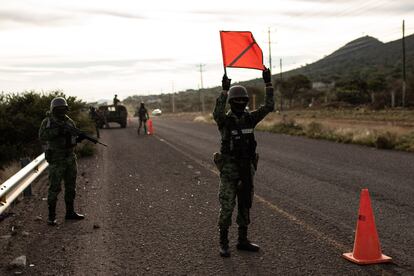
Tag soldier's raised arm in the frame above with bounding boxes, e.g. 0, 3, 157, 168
250, 68, 275, 126
213, 74, 231, 128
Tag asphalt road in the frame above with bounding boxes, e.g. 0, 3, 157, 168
1, 117, 413, 275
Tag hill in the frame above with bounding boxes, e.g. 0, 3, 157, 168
124, 34, 414, 112
283, 34, 414, 81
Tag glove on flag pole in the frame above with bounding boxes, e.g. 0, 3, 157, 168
220, 31, 265, 72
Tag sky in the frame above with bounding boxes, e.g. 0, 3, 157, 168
0, 0, 413, 101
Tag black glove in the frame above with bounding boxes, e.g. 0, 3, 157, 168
262, 67, 272, 84
76, 133, 87, 143
222, 74, 231, 91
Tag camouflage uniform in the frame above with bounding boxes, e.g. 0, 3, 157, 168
213, 86, 274, 228
213, 71, 274, 257
39, 114, 78, 214
89, 107, 101, 138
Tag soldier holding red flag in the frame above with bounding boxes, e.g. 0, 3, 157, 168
213, 68, 274, 257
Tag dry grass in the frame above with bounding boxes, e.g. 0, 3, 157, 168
193, 116, 209, 123
175, 109, 414, 153
259, 111, 414, 137
0, 161, 20, 184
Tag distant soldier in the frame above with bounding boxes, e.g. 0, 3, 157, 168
113, 94, 120, 107
213, 68, 274, 257
88, 106, 101, 138
102, 107, 110, 129
137, 102, 149, 135
39, 97, 85, 226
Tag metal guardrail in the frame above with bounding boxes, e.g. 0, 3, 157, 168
0, 153, 49, 215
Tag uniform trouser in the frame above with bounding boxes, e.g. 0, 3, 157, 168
138, 119, 147, 134
218, 162, 255, 228
95, 122, 100, 138
47, 156, 77, 210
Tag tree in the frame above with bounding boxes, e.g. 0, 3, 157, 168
334, 75, 370, 105
0, 91, 88, 168
367, 73, 386, 104
280, 74, 311, 108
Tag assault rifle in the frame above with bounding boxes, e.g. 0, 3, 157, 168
55, 121, 108, 147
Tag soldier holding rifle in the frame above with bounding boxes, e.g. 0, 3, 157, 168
39, 97, 106, 226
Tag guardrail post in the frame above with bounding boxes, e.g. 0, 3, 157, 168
20, 158, 32, 197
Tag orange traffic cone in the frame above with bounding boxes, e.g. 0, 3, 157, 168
343, 189, 392, 264
147, 119, 153, 135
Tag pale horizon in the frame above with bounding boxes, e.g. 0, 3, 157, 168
0, 0, 412, 102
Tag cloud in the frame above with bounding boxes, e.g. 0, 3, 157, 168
73, 8, 147, 20
0, 9, 74, 27
0, 6, 147, 29
190, 9, 283, 17
190, 1, 414, 19
0, 58, 182, 77
10, 58, 174, 69
282, 2, 414, 18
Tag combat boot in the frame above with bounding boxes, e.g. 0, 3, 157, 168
47, 204, 57, 226
236, 226, 260, 252
65, 202, 85, 220
219, 227, 230, 257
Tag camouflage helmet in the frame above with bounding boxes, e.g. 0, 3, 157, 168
50, 97, 68, 112
228, 85, 249, 101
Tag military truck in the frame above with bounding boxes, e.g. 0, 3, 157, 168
97, 104, 128, 128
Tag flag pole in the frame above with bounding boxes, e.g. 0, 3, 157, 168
220, 30, 228, 76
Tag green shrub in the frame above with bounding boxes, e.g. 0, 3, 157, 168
374, 132, 397, 149
305, 122, 325, 138
396, 132, 414, 152
0, 91, 95, 168
76, 142, 96, 157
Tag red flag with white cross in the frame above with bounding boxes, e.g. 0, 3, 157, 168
220, 31, 265, 71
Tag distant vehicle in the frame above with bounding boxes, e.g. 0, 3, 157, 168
97, 104, 128, 128
152, 109, 162, 116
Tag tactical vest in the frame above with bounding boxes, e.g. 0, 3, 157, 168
220, 112, 257, 160
45, 116, 77, 149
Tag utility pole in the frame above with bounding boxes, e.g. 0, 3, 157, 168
402, 20, 407, 107
171, 81, 175, 113
198, 64, 206, 113
280, 58, 283, 111
280, 58, 283, 80
268, 27, 272, 71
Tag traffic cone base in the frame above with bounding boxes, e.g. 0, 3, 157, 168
343, 189, 392, 265
342, 252, 392, 265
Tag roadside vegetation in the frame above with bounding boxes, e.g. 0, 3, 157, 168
189, 109, 414, 152
0, 91, 97, 176
124, 35, 413, 153
259, 115, 414, 152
